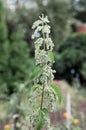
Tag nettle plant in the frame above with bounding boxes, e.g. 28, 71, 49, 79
26, 14, 61, 130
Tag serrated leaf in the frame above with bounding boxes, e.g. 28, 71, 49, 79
37, 110, 45, 130
48, 51, 55, 64
30, 66, 42, 80
50, 84, 62, 103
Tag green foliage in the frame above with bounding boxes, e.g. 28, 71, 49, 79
54, 33, 86, 84
50, 84, 62, 103
0, 0, 5, 21
7, 83, 26, 116
9, 29, 30, 80
1, 28, 32, 95
72, 0, 86, 11
72, 0, 86, 22
30, 84, 40, 96
37, 108, 48, 130
46, 0, 73, 46
0, 0, 34, 95
81, 63, 86, 79
0, 0, 10, 93
30, 66, 42, 80
37, 110, 45, 130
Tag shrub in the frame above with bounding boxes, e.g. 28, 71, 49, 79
0, 0, 34, 95
54, 33, 86, 85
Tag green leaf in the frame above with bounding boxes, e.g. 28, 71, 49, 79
42, 108, 49, 117
50, 84, 62, 103
37, 110, 45, 130
48, 51, 55, 64
30, 66, 42, 80
37, 108, 49, 130
73, 126, 81, 130
30, 84, 40, 95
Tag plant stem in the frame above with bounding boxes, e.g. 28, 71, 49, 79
40, 84, 45, 109
40, 23, 46, 110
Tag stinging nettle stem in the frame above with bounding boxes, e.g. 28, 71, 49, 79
40, 24, 46, 110
40, 84, 45, 109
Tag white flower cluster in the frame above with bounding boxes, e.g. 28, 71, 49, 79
32, 14, 55, 86
44, 38, 54, 51
35, 50, 50, 65
40, 65, 56, 85
32, 14, 49, 30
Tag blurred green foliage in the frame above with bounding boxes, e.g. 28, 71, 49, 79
54, 33, 86, 85
0, 0, 10, 94
0, 0, 34, 96
72, 0, 86, 22
45, 0, 73, 47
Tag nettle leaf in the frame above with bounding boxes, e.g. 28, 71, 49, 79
37, 110, 45, 130
42, 108, 49, 116
30, 66, 42, 80
48, 51, 55, 64
50, 84, 62, 103
37, 108, 49, 130
30, 84, 40, 95
73, 127, 81, 130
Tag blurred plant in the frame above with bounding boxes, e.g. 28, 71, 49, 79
6, 83, 29, 130
21, 14, 62, 130
81, 63, 86, 79
6, 27, 33, 95
72, 0, 86, 22
0, 0, 35, 97
0, 0, 34, 97
72, 0, 86, 12
0, 0, 10, 94
54, 33, 86, 86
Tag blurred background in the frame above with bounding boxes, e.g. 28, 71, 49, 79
0, 0, 86, 130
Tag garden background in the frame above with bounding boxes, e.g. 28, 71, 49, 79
0, 0, 86, 130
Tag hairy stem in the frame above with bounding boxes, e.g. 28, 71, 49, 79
40, 84, 45, 109
40, 24, 46, 110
